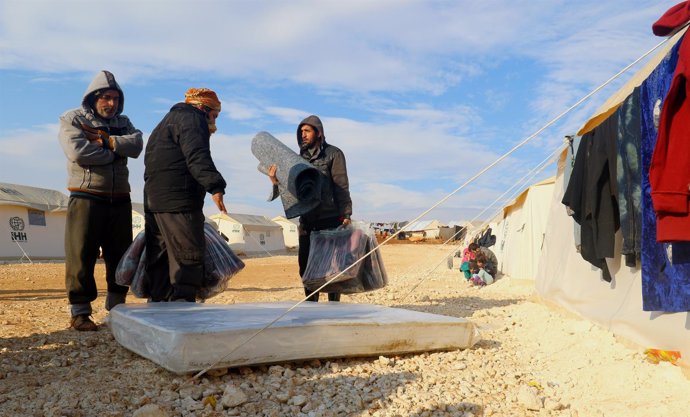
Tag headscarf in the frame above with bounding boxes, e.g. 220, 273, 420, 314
184, 88, 221, 111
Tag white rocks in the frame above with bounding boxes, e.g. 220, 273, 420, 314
132, 404, 168, 417
290, 394, 308, 406
517, 385, 543, 410
3, 255, 690, 417
221, 384, 248, 408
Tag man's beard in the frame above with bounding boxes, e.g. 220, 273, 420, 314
208, 122, 217, 135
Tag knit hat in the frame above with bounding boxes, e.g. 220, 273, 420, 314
653, 1, 690, 36
184, 88, 221, 111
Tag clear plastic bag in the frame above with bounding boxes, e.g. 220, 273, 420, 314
115, 230, 145, 287
114, 223, 245, 300
199, 223, 246, 299
302, 223, 388, 294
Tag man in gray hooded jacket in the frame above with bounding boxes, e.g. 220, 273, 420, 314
58, 70, 143, 331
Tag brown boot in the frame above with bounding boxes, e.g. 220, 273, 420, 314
70, 314, 98, 331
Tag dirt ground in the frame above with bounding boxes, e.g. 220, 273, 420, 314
1, 244, 689, 417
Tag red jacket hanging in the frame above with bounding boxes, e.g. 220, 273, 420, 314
650, 3, 690, 242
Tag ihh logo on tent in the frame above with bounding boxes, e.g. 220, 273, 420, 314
9, 216, 27, 242
9, 216, 24, 231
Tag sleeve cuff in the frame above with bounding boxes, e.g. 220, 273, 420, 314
651, 191, 689, 214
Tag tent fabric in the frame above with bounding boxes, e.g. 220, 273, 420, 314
577, 27, 687, 136
0, 182, 68, 212
492, 177, 555, 280
639, 39, 690, 312
250, 131, 321, 219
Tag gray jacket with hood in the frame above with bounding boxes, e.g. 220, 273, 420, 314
297, 115, 352, 226
58, 70, 143, 199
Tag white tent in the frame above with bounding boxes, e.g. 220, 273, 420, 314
209, 213, 285, 255
403, 219, 445, 239
131, 202, 145, 237
271, 216, 299, 249
0, 182, 68, 261
535, 27, 690, 364
492, 177, 555, 280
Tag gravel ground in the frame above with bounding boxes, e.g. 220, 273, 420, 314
1, 244, 689, 417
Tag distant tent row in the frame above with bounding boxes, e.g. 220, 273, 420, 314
394, 219, 470, 241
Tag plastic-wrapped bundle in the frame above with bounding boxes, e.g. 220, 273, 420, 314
302, 224, 388, 294
115, 230, 146, 287
199, 223, 246, 299
129, 247, 148, 298
114, 223, 245, 300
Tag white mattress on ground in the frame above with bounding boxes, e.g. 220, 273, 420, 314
109, 301, 481, 374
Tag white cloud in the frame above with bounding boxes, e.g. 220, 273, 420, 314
0, 0, 680, 223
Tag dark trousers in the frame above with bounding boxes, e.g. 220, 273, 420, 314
299, 218, 342, 302
65, 197, 132, 305
145, 211, 205, 302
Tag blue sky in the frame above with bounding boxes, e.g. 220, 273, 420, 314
0, 0, 679, 224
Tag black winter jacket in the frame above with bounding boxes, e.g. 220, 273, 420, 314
297, 115, 352, 227
144, 103, 226, 212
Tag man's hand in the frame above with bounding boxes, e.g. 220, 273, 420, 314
342, 218, 352, 226
212, 192, 227, 214
80, 123, 111, 149
267, 164, 279, 185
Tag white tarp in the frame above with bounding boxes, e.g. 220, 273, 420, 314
110, 302, 481, 374
493, 177, 555, 280
535, 161, 690, 360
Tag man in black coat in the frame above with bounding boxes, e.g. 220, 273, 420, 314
144, 88, 227, 302
268, 115, 353, 302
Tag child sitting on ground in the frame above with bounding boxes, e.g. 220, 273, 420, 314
469, 256, 494, 287
459, 243, 479, 280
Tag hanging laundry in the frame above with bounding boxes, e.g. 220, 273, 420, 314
615, 87, 642, 267
649, 3, 690, 241
562, 115, 619, 282
639, 36, 690, 312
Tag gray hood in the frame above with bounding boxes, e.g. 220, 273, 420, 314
297, 115, 326, 152
81, 70, 124, 116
